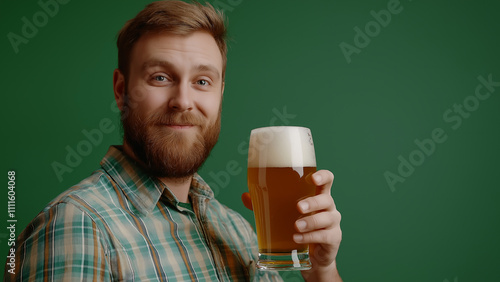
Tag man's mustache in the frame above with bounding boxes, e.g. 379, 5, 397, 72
147, 111, 205, 127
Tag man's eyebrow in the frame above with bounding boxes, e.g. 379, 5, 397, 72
195, 64, 220, 80
142, 60, 175, 71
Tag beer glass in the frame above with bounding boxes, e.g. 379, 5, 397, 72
247, 126, 316, 270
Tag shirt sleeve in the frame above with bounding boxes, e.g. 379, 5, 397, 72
5, 202, 111, 282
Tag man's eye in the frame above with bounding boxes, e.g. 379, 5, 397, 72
154, 76, 167, 82
196, 79, 209, 86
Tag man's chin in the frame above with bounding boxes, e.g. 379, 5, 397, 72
124, 120, 219, 179
146, 155, 205, 179
149, 168, 195, 180
157, 124, 199, 133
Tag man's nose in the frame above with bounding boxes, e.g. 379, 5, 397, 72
168, 82, 193, 112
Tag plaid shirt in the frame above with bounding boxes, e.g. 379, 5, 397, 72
7, 146, 281, 281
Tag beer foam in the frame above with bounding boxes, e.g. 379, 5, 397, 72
248, 126, 316, 168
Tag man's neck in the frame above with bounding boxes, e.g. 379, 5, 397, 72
122, 142, 192, 203
158, 176, 192, 203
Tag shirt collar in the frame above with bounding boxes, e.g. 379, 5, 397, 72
191, 173, 214, 200
100, 146, 214, 215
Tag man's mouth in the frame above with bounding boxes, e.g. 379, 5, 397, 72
164, 124, 195, 129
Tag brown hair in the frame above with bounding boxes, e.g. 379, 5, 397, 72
117, 0, 227, 81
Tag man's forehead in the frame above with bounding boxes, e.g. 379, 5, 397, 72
131, 32, 223, 69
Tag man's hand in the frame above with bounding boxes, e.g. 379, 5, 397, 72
295, 170, 342, 281
241, 169, 342, 282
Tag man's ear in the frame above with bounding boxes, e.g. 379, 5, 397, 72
113, 69, 126, 111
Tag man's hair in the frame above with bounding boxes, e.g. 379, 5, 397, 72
117, 0, 227, 81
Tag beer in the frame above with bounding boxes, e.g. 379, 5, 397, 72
247, 166, 316, 252
247, 126, 316, 270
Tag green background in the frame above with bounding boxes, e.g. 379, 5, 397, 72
1, 0, 499, 281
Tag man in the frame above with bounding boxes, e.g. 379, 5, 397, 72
5, 1, 342, 281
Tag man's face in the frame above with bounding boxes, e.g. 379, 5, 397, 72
117, 31, 224, 178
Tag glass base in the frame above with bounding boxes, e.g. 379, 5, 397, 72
257, 250, 311, 271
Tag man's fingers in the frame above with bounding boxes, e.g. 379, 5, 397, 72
311, 170, 334, 190
293, 226, 342, 245
295, 209, 340, 232
297, 194, 336, 213
241, 192, 253, 211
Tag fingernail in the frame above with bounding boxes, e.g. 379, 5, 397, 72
293, 234, 303, 242
296, 220, 307, 231
299, 202, 309, 212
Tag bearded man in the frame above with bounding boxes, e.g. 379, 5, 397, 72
5, 1, 342, 281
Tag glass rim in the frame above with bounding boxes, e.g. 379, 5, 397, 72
250, 125, 311, 133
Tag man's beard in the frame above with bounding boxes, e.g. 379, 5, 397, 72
121, 94, 221, 179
